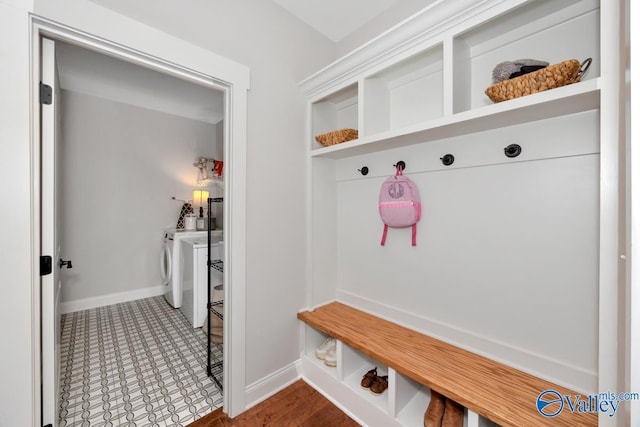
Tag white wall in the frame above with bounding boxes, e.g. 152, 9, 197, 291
0, 0, 37, 425
59, 89, 218, 306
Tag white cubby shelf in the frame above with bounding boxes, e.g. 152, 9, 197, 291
310, 78, 599, 159
307, 0, 600, 159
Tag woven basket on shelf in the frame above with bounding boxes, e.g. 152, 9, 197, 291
485, 58, 591, 103
315, 128, 358, 147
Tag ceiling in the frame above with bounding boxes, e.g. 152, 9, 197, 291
270, 0, 401, 42
56, 42, 225, 125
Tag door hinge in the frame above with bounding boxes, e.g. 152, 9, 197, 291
40, 255, 52, 276
40, 82, 52, 105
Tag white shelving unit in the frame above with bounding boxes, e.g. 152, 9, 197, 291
300, 337, 400, 427
392, 372, 433, 427
311, 83, 358, 151
341, 345, 389, 410
299, 327, 500, 427
300, 0, 624, 426
302, 326, 337, 379
362, 44, 443, 136
451, 0, 599, 113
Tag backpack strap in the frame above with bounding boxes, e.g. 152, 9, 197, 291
380, 224, 389, 246
382, 223, 417, 246
411, 223, 417, 246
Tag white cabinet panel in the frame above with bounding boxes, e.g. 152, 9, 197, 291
336, 153, 599, 381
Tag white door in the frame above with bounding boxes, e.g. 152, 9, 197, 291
41, 37, 63, 427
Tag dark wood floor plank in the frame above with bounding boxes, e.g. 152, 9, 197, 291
188, 380, 360, 427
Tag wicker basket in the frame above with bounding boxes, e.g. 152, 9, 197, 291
315, 128, 358, 147
485, 58, 591, 103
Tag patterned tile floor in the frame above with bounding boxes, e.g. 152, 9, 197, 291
58, 296, 223, 427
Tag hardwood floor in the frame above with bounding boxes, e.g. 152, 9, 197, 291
187, 380, 360, 427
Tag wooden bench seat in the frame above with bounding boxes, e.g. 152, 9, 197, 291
298, 302, 597, 427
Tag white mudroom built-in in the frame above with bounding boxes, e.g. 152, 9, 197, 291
297, 0, 630, 426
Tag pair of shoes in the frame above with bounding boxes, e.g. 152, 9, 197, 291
441, 399, 463, 427
360, 367, 377, 389
360, 367, 388, 395
423, 390, 463, 427
315, 337, 337, 367
423, 389, 445, 427
370, 375, 388, 394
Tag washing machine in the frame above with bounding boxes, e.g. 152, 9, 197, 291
160, 228, 221, 308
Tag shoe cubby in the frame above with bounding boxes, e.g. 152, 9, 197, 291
452, 0, 600, 113
341, 345, 390, 412
362, 44, 443, 136
311, 83, 358, 151
393, 371, 502, 427
391, 372, 434, 426
303, 325, 337, 378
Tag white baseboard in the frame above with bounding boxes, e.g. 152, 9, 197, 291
60, 286, 166, 314
337, 289, 597, 394
244, 360, 301, 411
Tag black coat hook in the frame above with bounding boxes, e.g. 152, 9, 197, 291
440, 154, 455, 166
394, 161, 406, 171
504, 144, 522, 158
358, 166, 369, 176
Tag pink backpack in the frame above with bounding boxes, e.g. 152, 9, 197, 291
379, 165, 422, 246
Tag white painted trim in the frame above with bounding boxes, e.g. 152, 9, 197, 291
224, 76, 249, 418
336, 290, 597, 394
630, 1, 639, 425
31, 0, 250, 90
59, 286, 166, 314
30, 15, 249, 420
29, 9, 42, 427
597, 1, 624, 425
244, 360, 301, 411
305, 102, 314, 310
298, 0, 513, 100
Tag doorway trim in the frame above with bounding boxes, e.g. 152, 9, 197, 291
30, 15, 249, 419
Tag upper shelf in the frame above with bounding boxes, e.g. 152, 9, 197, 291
305, 0, 600, 159
311, 78, 600, 159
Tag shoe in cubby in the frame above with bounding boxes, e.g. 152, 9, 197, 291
442, 398, 464, 427
324, 346, 337, 367
315, 337, 336, 360
423, 389, 445, 427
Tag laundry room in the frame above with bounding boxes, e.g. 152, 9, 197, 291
56, 41, 224, 312
52, 39, 227, 422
